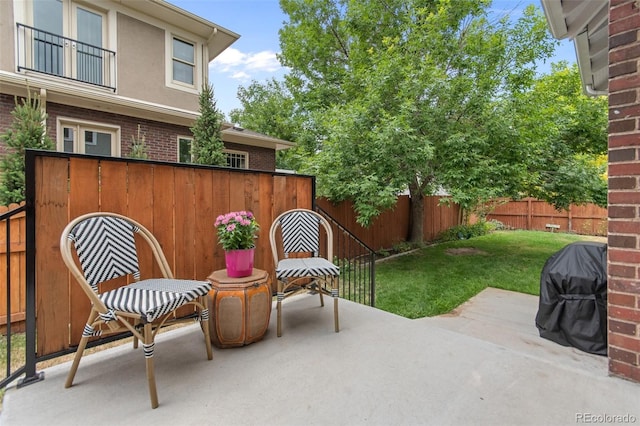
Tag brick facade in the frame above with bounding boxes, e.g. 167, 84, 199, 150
608, 0, 640, 382
0, 93, 276, 171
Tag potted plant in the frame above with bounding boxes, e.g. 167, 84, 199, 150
215, 210, 260, 277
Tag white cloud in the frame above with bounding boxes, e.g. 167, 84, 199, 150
211, 47, 283, 81
245, 51, 281, 72
231, 71, 251, 81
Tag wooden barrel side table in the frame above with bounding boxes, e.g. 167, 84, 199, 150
206, 269, 272, 348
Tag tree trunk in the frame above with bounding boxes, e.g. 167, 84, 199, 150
408, 180, 424, 243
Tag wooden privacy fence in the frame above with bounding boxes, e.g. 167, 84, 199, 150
486, 198, 607, 236
317, 196, 461, 251
0, 203, 26, 334
28, 151, 315, 358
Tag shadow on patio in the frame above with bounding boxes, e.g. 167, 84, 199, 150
2, 288, 639, 426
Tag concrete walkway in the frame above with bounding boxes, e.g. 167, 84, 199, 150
1, 288, 638, 426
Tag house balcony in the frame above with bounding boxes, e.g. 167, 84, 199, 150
16, 23, 116, 92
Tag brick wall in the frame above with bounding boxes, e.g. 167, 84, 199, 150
607, 0, 640, 382
0, 94, 276, 170
225, 142, 276, 171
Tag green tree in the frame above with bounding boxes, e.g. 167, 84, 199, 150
278, 0, 557, 241
513, 63, 608, 209
191, 83, 225, 166
230, 79, 310, 170
0, 90, 54, 204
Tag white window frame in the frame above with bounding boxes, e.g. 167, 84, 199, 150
165, 33, 200, 93
225, 149, 249, 169
177, 136, 194, 163
57, 117, 120, 156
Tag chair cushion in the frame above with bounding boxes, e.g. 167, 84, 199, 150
276, 257, 340, 279
99, 279, 211, 322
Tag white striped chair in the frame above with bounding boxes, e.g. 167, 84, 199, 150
59, 212, 213, 409
269, 208, 340, 337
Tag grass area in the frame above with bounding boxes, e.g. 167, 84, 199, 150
375, 230, 603, 319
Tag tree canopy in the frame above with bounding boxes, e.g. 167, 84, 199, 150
231, 0, 606, 242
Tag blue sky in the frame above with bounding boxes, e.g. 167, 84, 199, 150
169, 0, 576, 118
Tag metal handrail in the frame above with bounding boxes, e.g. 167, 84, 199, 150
16, 23, 116, 91
315, 205, 376, 307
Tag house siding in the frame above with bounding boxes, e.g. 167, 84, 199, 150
0, 93, 275, 170
0, 0, 15, 73
116, 12, 198, 111
608, 0, 640, 383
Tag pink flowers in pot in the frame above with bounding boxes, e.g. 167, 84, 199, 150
214, 211, 260, 251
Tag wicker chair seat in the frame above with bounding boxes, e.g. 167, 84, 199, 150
275, 258, 340, 279
99, 279, 211, 323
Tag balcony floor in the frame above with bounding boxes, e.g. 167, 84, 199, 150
2, 288, 639, 425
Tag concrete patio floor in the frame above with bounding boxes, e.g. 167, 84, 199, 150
1, 288, 639, 426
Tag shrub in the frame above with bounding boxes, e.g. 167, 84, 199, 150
0, 90, 54, 204
437, 221, 496, 242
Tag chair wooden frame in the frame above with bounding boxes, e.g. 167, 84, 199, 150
59, 212, 213, 409
269, 208, 340, 337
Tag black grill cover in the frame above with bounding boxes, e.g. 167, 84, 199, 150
535, 241, 607, 355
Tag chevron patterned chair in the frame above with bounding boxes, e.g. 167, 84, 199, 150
59, 212, 213, 409
269, 208, 340, 337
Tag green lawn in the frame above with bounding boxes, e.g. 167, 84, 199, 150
374, 230, 603, 319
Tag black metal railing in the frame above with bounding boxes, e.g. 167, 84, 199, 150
316, 206, 376, 307
0, 204, 42, 390
16, 23, 116, 91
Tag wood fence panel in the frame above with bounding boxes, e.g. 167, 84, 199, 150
98, 162, 132, 329
67, 157, 103, 349
194, 168, 215, 280
486, 197, 607, 236
423, 197, 460, 241
99, 161, 128, 213
126, 162, 155, 298
0, 205, 26, 333
174, 167, 196, 279
35, 156, 73, 355
256, 173, 275, 279
228, 172, 247, 212
173, 167, 198, 318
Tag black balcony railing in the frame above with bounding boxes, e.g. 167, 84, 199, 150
16, 23, 116, 91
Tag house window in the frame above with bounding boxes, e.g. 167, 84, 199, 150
225, 150, 248, 169
172, 37, 195, 86
177, 140, 248, 169
33, 0, 63, 76
30, 1, 108, 86
178, 136, 194, 163
58, 118, 120, 156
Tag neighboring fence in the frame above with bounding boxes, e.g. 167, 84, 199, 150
486, 198, 607, 236
317, 195, 461, 251
0, 203, 26, 334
